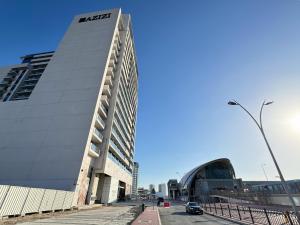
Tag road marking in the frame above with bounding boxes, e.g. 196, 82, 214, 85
138, 219, 152, 223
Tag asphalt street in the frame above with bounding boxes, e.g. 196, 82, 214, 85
159, 204, 238, 225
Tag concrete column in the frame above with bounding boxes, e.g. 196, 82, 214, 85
173, 190, 175, 200
86, 172, 100, 204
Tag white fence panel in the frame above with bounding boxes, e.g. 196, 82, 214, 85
21, 188, 45, 215
39, 189, 57, 212
0, 185, 75, 218
0, 185, 10, 209
63, 192, 74, 209
0, 186, 29, 217
52, 191, 66, 210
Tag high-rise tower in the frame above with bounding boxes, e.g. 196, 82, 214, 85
158, 183, 167, 197
0, 8, 138, 205
132, 162, 139, 198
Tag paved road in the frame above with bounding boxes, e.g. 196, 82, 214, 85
18, 206, 135, 225
159, 205, 238, 225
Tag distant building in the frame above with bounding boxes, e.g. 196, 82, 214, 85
158, 183, 167, 197
137, 187, 149, 199
167, 179, 180, 200
149, 184, 155, 192
132, 162, 139, 198
179, 158, 242, 202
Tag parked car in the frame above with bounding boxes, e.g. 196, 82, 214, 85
185, 202, 204, 214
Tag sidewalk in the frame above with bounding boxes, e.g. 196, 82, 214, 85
5, 206, 135, 225
132, 206, 161, 225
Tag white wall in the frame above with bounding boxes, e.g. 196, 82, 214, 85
101, 176, 118, 203
0, 9, 120, 193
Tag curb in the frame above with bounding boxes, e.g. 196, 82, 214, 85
205, 211, 251, 225
157, 207, 162, 225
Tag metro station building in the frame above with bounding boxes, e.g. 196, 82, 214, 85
179, 158, 242, 202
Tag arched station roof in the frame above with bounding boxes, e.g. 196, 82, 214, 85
179, 158, 236, 190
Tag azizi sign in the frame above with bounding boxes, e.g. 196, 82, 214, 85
78, 13, 111, 23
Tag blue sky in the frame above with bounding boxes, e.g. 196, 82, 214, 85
1, 0, 300, 189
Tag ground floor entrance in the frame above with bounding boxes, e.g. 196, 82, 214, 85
118, 181, 126, 201
87, 173, 128, 204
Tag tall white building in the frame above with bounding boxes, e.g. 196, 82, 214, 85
132, 162, 139, 197
158, 183, 167, 197
149, 184, 155, 192
0, 8, 138, 205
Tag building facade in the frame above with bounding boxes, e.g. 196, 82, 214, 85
137, 187, 149, 199
0, 8, 138, 205
158, 183, 167, 197
179, 158, 242, 202
132, 162, 139, 198
167, 179, 180, 200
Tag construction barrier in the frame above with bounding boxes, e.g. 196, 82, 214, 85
164, 202, 170, 208
0, 185, 75, 219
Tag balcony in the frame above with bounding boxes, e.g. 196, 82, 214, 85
114, 37, 121, 49
19, 83, 35, 89
11, 95, 29, 100
108, 152, 131, 175
106, 66, 115, 78
7, 72, 18, 77
115, 109, 131, 140
24, 78, 39, 83
15, 89, 32, 95
31, 68, 44, 73
111, 128, 128, 154
88, 143, 100, 158
14, 91, 30, 97
31, 57, 51, 62
115, 105, 131, 134
110, 50, 118, 63
95, 114, 105, 130
105, 76, 113, 87
98, 104, 107, 118
0, 86, 7, 92
109, 59, 115, 67
109, 140, 126, 162
92, 128, 103, 144
103, 85, 111, 97
0, 80, 10, 87
101, 95, 109, 108
113, 119, 130, 148
28, 73, 42, 78
113, 41, 121, 52
3, 76, 14, 82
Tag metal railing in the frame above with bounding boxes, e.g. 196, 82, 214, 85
93, 128, 103, 140
90, 143, 100, 154
96, 114, 106, 128
203, 202, 299, 225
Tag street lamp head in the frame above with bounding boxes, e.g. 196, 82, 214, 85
264, 101, 274, 106
228, 101, 238, 106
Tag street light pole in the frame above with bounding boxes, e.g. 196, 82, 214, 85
228, 100, 300, 222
